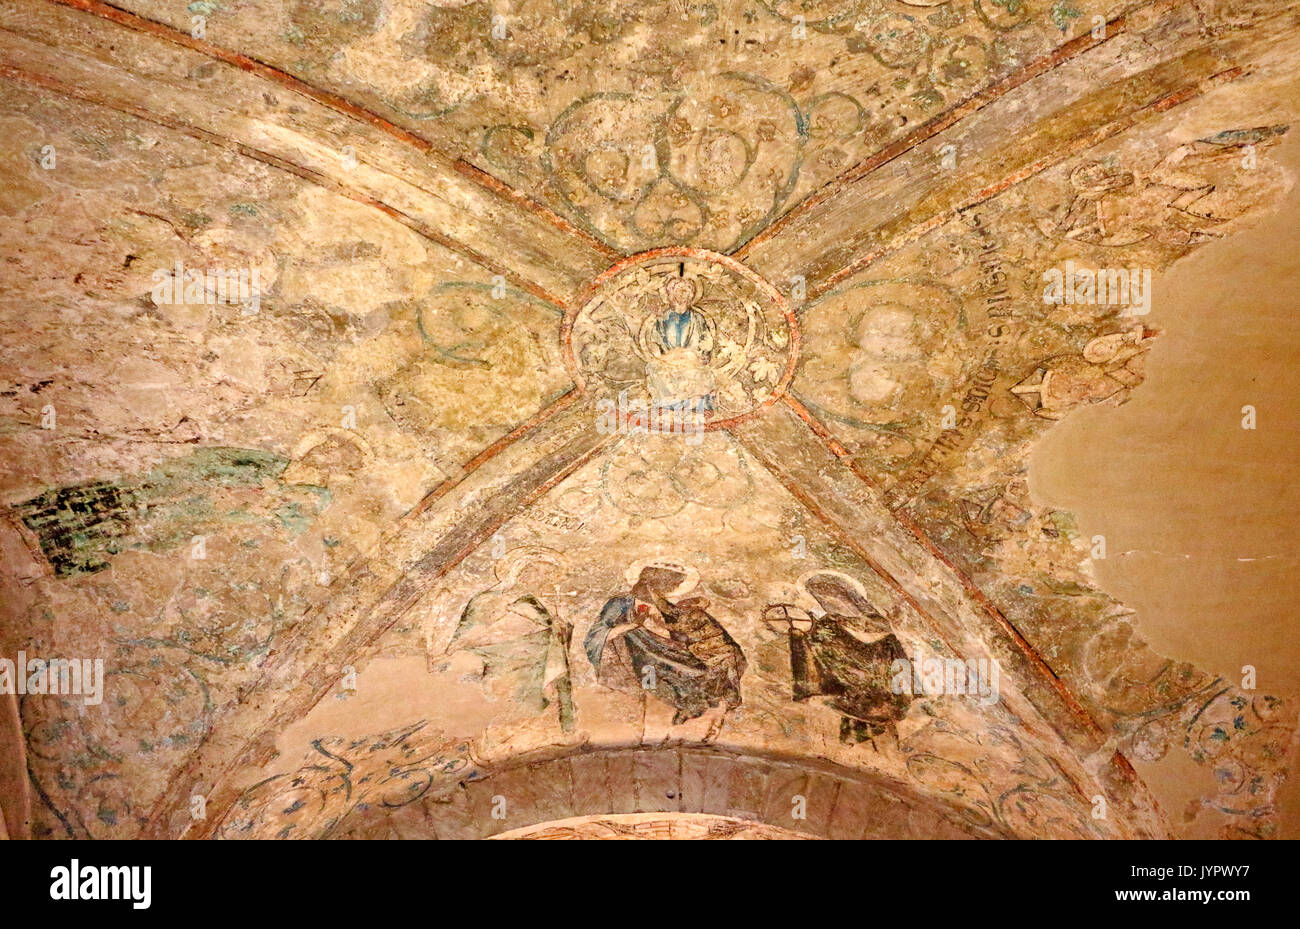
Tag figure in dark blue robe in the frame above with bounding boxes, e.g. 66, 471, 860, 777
585, 566, 745, 726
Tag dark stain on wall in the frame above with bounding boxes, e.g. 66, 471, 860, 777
14, 447, 311, 577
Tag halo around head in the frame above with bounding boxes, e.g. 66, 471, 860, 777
662, 273, 702, 307
624, 557, 699, 597
795, 569, 869, 606
494, 546, 565, 586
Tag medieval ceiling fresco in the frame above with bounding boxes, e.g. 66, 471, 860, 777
0, 0, 1297, 841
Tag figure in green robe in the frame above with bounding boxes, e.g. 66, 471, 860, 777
765, 573, 910, 747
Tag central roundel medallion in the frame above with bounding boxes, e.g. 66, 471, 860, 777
562, 248, 798, 430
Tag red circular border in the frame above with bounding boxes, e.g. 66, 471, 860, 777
561, 247, 799, 431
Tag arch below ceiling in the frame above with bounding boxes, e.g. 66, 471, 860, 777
322, 745, 1008, 840
493, 812, 814, 840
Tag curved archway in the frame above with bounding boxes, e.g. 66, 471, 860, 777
323, 746, 1008, 840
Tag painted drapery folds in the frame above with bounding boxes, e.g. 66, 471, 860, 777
765, 573, 911, 747
443, 549, 576, 732
586, 563, 747, 732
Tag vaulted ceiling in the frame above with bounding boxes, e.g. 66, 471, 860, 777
1, 0, 1297, 840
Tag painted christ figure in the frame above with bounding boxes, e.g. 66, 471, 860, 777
643, 275, 717, 415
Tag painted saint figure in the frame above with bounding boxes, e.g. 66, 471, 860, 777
585, 563, 745, 739
764, 572, 910, 747
441, 549, 575, 731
